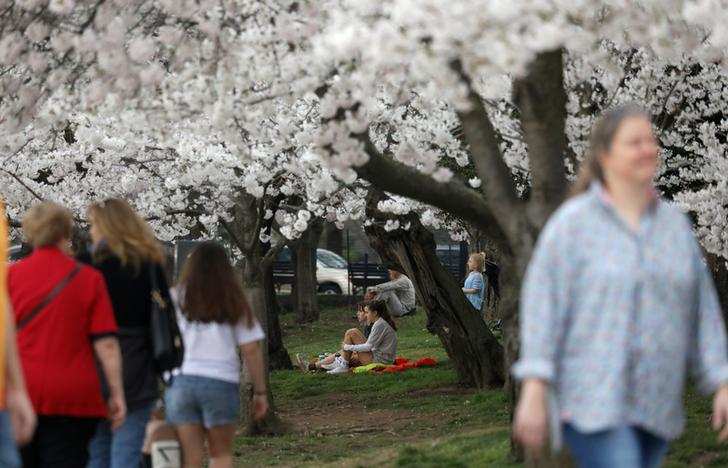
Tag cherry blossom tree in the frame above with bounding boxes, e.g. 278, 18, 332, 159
5, 0, 728, 392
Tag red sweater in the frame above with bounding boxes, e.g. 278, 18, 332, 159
8, 247, 118, 417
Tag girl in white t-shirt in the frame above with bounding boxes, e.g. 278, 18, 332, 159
165, 241, 268, 468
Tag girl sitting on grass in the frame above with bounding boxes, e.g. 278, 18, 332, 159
297, 301, 398, 375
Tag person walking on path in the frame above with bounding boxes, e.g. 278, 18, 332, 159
462, 253, 486, 312
84, 199, 172, 468
0, 202, 36, 468
165, 241, 268, 468
366, 268, 416, 317
512, 104, 728, 468
8, 202, 125, 468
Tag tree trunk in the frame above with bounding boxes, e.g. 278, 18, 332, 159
293, 220, 323, 323
240, 283, 286, 435
705, 250, 728, 328
230, 192, 287, 435
264, 261, 293, 370
364, 192, 505, 388
322, 222, 344, 255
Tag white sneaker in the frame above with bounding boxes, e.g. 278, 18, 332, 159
327, 362, 349, 375
321, 356, 345, 371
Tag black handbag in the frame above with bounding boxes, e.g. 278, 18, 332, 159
149, 263, 184, 376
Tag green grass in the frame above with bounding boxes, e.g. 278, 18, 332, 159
234, 307, 728, 467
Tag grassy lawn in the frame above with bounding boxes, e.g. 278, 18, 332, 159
234, 307, 728, 467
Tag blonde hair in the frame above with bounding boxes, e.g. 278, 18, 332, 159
571, 103, 650, 196
469, 252, 485, 272
22, 202, 73, 248
88, 198, 164, 269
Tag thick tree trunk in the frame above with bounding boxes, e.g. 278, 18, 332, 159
264, 262, 293, 370
322, 222, 344, 255
240, 283, 285, 435
364, 193, 505, 388
293, 220, 323, 323
230, 192, 287, 435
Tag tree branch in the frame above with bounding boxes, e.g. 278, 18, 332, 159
0, 168, 44, 202
453, 61, 522, 220
354, 134, 512, 256
261, 240, 287, 272
513, 49, 569, 224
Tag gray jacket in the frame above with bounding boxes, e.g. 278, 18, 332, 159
347, 318, 397, 364
371, 275, 416, 309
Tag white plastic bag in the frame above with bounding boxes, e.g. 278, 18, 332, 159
151, 440, 181, 468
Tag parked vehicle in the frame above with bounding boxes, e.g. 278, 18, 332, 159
273, 247, 350, 295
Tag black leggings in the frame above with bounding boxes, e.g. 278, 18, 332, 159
21, 415, 100, 468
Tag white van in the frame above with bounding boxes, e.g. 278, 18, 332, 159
315, 248, 350, 295
275, 247, 350, 295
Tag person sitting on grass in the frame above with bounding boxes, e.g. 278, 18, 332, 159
329, 300, 398, 375
297, 301, 398, 375
296, 302, 373, 373
365, 267, 416, 317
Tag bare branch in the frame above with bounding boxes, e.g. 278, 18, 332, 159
220, 218, 247, 252
354, 133, 513, 256
0, 168, 44, 202
261, 241, 287, 271
453, 61, 524, 225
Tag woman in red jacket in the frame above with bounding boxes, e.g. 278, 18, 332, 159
8, 202, 126, 468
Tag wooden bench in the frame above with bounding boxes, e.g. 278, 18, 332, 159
272, 260, 295, 285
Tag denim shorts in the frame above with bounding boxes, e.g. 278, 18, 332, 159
165, 375, 240, 428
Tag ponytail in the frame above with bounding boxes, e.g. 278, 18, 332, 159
365, 300, 397, 331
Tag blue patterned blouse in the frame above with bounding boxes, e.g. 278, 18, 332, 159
464, 271, 485, 311
512, 183, 728, 441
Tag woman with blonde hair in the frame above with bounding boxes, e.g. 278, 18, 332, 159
85, 198, 172, 468
462, 252, 486, 311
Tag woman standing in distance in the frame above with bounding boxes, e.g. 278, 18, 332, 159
462, 253, 486, 312
513, 104, 728, 467
166, 241, 268, 468
85, 199, 172, 468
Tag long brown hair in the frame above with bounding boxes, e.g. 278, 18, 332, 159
364, 300, 397, 331
88, 198, 164, 269
178, 241, 254, 326
571, 103, 651, 196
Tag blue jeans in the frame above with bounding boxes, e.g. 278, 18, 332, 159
563, 424, 669, 468
87, 401, 154, 468
0, 411, 21, 468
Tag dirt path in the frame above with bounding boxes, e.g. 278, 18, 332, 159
278, 393, 431, 439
